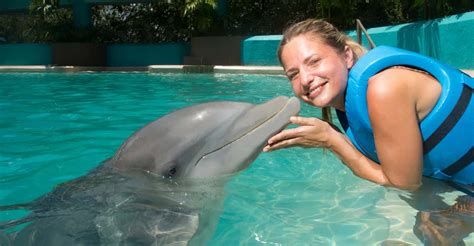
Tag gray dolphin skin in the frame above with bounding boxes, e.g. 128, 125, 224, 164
0, 96, 300, 245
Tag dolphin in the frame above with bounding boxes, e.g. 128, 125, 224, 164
0, 96, 300, 245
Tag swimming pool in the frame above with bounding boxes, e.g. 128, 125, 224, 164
0, 72, 470, 245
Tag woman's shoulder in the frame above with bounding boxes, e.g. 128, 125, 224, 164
367, 66, 441, 120
367, 67, 416, 100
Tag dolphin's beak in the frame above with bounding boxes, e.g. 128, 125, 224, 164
193, 96, 300, 172
230, 96, 301, 140
248, 96, 300, 142
203, 96, 300, 155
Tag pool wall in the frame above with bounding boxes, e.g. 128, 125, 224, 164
242, 11, 474, 69
0, 0, 31, 11
0, 43, 190, 67
106, 43, 190, 67
0, 44, 52, 65
241, 35, 282, 66
0, 11, 473, 69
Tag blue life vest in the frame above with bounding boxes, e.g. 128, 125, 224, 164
337, 46, 473, 185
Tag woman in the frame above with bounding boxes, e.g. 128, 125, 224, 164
263, 19, 473, 191
263, 18, 474, 244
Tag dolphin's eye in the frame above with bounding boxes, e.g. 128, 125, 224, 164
167, 167, 177, 177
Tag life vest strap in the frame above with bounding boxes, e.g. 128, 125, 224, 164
423, 84, 472, 154
442, 147, 473, 176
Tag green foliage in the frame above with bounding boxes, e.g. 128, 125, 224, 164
29, 0, 60, 14
183, 0, 217, 15
222, 0, 319, 35
92, 0, 218, 43
93, 3, 191, 43
222, 0, 472, 34
182, 0, 218, 33
1, 0, 96, 42
0, 0, 472, 43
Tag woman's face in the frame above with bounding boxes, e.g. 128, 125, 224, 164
280, 34, 354, 110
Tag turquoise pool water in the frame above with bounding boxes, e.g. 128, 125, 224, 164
0, 72, 470, 245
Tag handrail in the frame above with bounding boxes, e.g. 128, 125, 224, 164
356, 19, 376, 49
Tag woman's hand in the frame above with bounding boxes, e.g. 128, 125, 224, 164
263, 114, 417, 190
263, 116, 334, 152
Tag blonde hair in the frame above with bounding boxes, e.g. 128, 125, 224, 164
278, 19, 367, 123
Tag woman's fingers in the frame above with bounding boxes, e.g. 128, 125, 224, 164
264, 117, 329, 152
290, 116, 321, 126
264, 137, 303, 152
267, 127, 304, 145
269, 117, 322, 145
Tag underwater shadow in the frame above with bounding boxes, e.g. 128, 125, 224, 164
398, 178, 473, 245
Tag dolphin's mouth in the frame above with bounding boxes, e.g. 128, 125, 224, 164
194, 97, 300, 166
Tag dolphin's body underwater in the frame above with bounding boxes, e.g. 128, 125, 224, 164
0, 96, 300, 245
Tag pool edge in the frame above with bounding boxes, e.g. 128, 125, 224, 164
0, 65, 285, 75
0, 65, 472, 77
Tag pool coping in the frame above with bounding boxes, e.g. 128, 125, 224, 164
0, 65, 473, 77
0, 65, 286, 75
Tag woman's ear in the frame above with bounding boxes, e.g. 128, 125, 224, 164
344, 45, 354, 69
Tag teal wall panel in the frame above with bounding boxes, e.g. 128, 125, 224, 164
106, 43, 190, 67
0, 0, 31, 11
0, 44, 52, 65
242, 11, 474, 69
349, 12, 474, 69
241, 35, 281, 66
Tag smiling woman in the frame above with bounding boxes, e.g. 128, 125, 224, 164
264, 18, 473, 244
267, 18, 473, 189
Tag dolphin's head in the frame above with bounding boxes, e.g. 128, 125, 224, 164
111, 96, 300, 179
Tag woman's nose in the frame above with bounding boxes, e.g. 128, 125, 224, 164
300, 69, 313, 88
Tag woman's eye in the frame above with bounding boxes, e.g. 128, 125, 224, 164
309, 58, 320, 66
287, 72, 298, 81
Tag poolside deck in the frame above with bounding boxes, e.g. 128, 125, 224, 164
0, 65, 473, 77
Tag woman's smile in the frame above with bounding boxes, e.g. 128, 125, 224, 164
306, 78, 329, 99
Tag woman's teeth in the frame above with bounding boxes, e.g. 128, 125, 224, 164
307, 80, 327, 98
